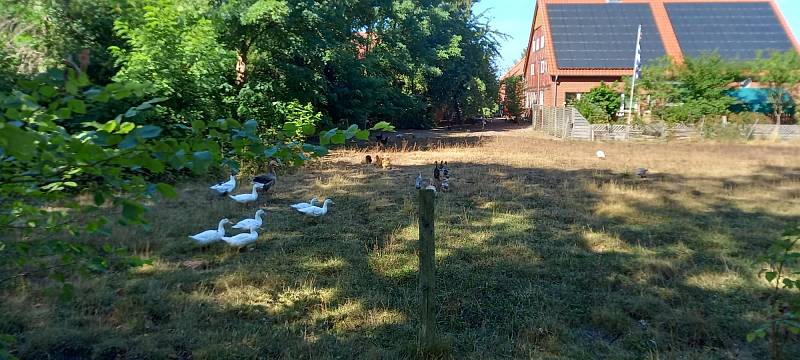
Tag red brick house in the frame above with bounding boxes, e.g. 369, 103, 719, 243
522, 0, 800, 111
499, 59, 525, 106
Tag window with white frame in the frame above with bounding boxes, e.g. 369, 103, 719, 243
540, 60, 546, 74
541, 37, 545, 50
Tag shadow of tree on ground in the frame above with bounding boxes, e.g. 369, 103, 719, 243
2, 158, 799, 359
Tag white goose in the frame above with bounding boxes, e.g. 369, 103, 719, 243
210, 175, 236, 195
596, 150, 606, 159
232, 209, 266, 231
188, 219, 229, 245
295, 199, 334, 217
222, 228, 259, 247
290, 197, 319, 210
229, 183, 264, 204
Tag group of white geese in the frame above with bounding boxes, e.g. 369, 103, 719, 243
188, 160, 334, 248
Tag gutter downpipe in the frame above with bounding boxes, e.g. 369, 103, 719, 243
553, 74, 559, 108
536, 55, 541, 128
553, 74, 559, 134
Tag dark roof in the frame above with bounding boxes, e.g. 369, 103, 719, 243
547, 3, 666, 69
666, 2, 795, 59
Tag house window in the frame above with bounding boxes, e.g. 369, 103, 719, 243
540, 60, 546, 74
565, 92, 583, 104
541, 37, 545, 50
534, 38, 538, 51
539, 90, 544, 105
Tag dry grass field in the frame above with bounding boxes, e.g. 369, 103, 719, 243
2, 129, 800, 359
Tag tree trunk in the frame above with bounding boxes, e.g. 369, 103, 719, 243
235, 42, 250, 87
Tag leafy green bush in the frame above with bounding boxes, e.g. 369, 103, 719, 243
748, 226, 800, 360
573, 82, 621, 123
639, 55, 738, 124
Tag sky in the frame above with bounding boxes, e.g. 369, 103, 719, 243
474, 0, 800, 75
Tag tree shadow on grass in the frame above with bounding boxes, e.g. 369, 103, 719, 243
3, 161, 800, 359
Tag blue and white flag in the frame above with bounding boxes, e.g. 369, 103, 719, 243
632, 24, 643, 80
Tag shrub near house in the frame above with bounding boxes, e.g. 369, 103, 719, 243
572, 82, 621, 123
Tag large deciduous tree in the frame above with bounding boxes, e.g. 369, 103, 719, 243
109, 0, 236, 122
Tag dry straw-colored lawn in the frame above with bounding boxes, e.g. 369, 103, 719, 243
3, 127, 800, 359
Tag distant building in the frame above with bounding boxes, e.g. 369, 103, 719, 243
499, 59, 525, 105
522, 0, 800, 110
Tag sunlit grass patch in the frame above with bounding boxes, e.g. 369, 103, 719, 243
3, 133, 800, 358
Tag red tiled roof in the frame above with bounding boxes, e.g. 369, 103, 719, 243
525, 0, 800, 77
500, 59, 525, 81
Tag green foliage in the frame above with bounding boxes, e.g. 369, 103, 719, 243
750, 51, 800, 125
640, 55, 738, 124
0, 333, 16, 360
573, 82, 621, 124
109, 0, 236, 121
501, 75, 524, 118
748, 226, 800, 360
2, 0, 499, 129
0, 73, 390, 291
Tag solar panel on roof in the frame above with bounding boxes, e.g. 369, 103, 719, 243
547, 4, 665, 69
666, 2, 794, 60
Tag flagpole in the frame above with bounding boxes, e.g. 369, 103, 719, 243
627, 24, 642, 137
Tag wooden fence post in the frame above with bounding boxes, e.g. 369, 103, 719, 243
418, 189, 436, 352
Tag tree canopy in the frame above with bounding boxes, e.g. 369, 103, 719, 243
2, 0, 500, 129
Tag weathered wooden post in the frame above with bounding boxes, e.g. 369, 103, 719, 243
418, 188, 436, 352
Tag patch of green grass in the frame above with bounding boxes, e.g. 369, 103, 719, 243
2, 136, 800, 359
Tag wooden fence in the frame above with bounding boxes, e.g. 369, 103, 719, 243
532, 105, 591, 140
532, 106, 800, 141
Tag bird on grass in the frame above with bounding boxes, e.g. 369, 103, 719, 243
363, 155, 373, 164
636, 168, 648, 178
229, 183, 264, 204
295, 199, 334, 217
442, 162, 449, 178
596, 150, 606, 159
415, 172, 423, 189
381, 156, 392, 170
210, 174, 236, 195
425, 180, 437, 193
189, 219, 229, 245
290, 197, 319, 210
441, 177, 449, 192
222, 228, 259, 247
253, 160, 278, 192
232, 209, 266, 231
433, 162, 444, 190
